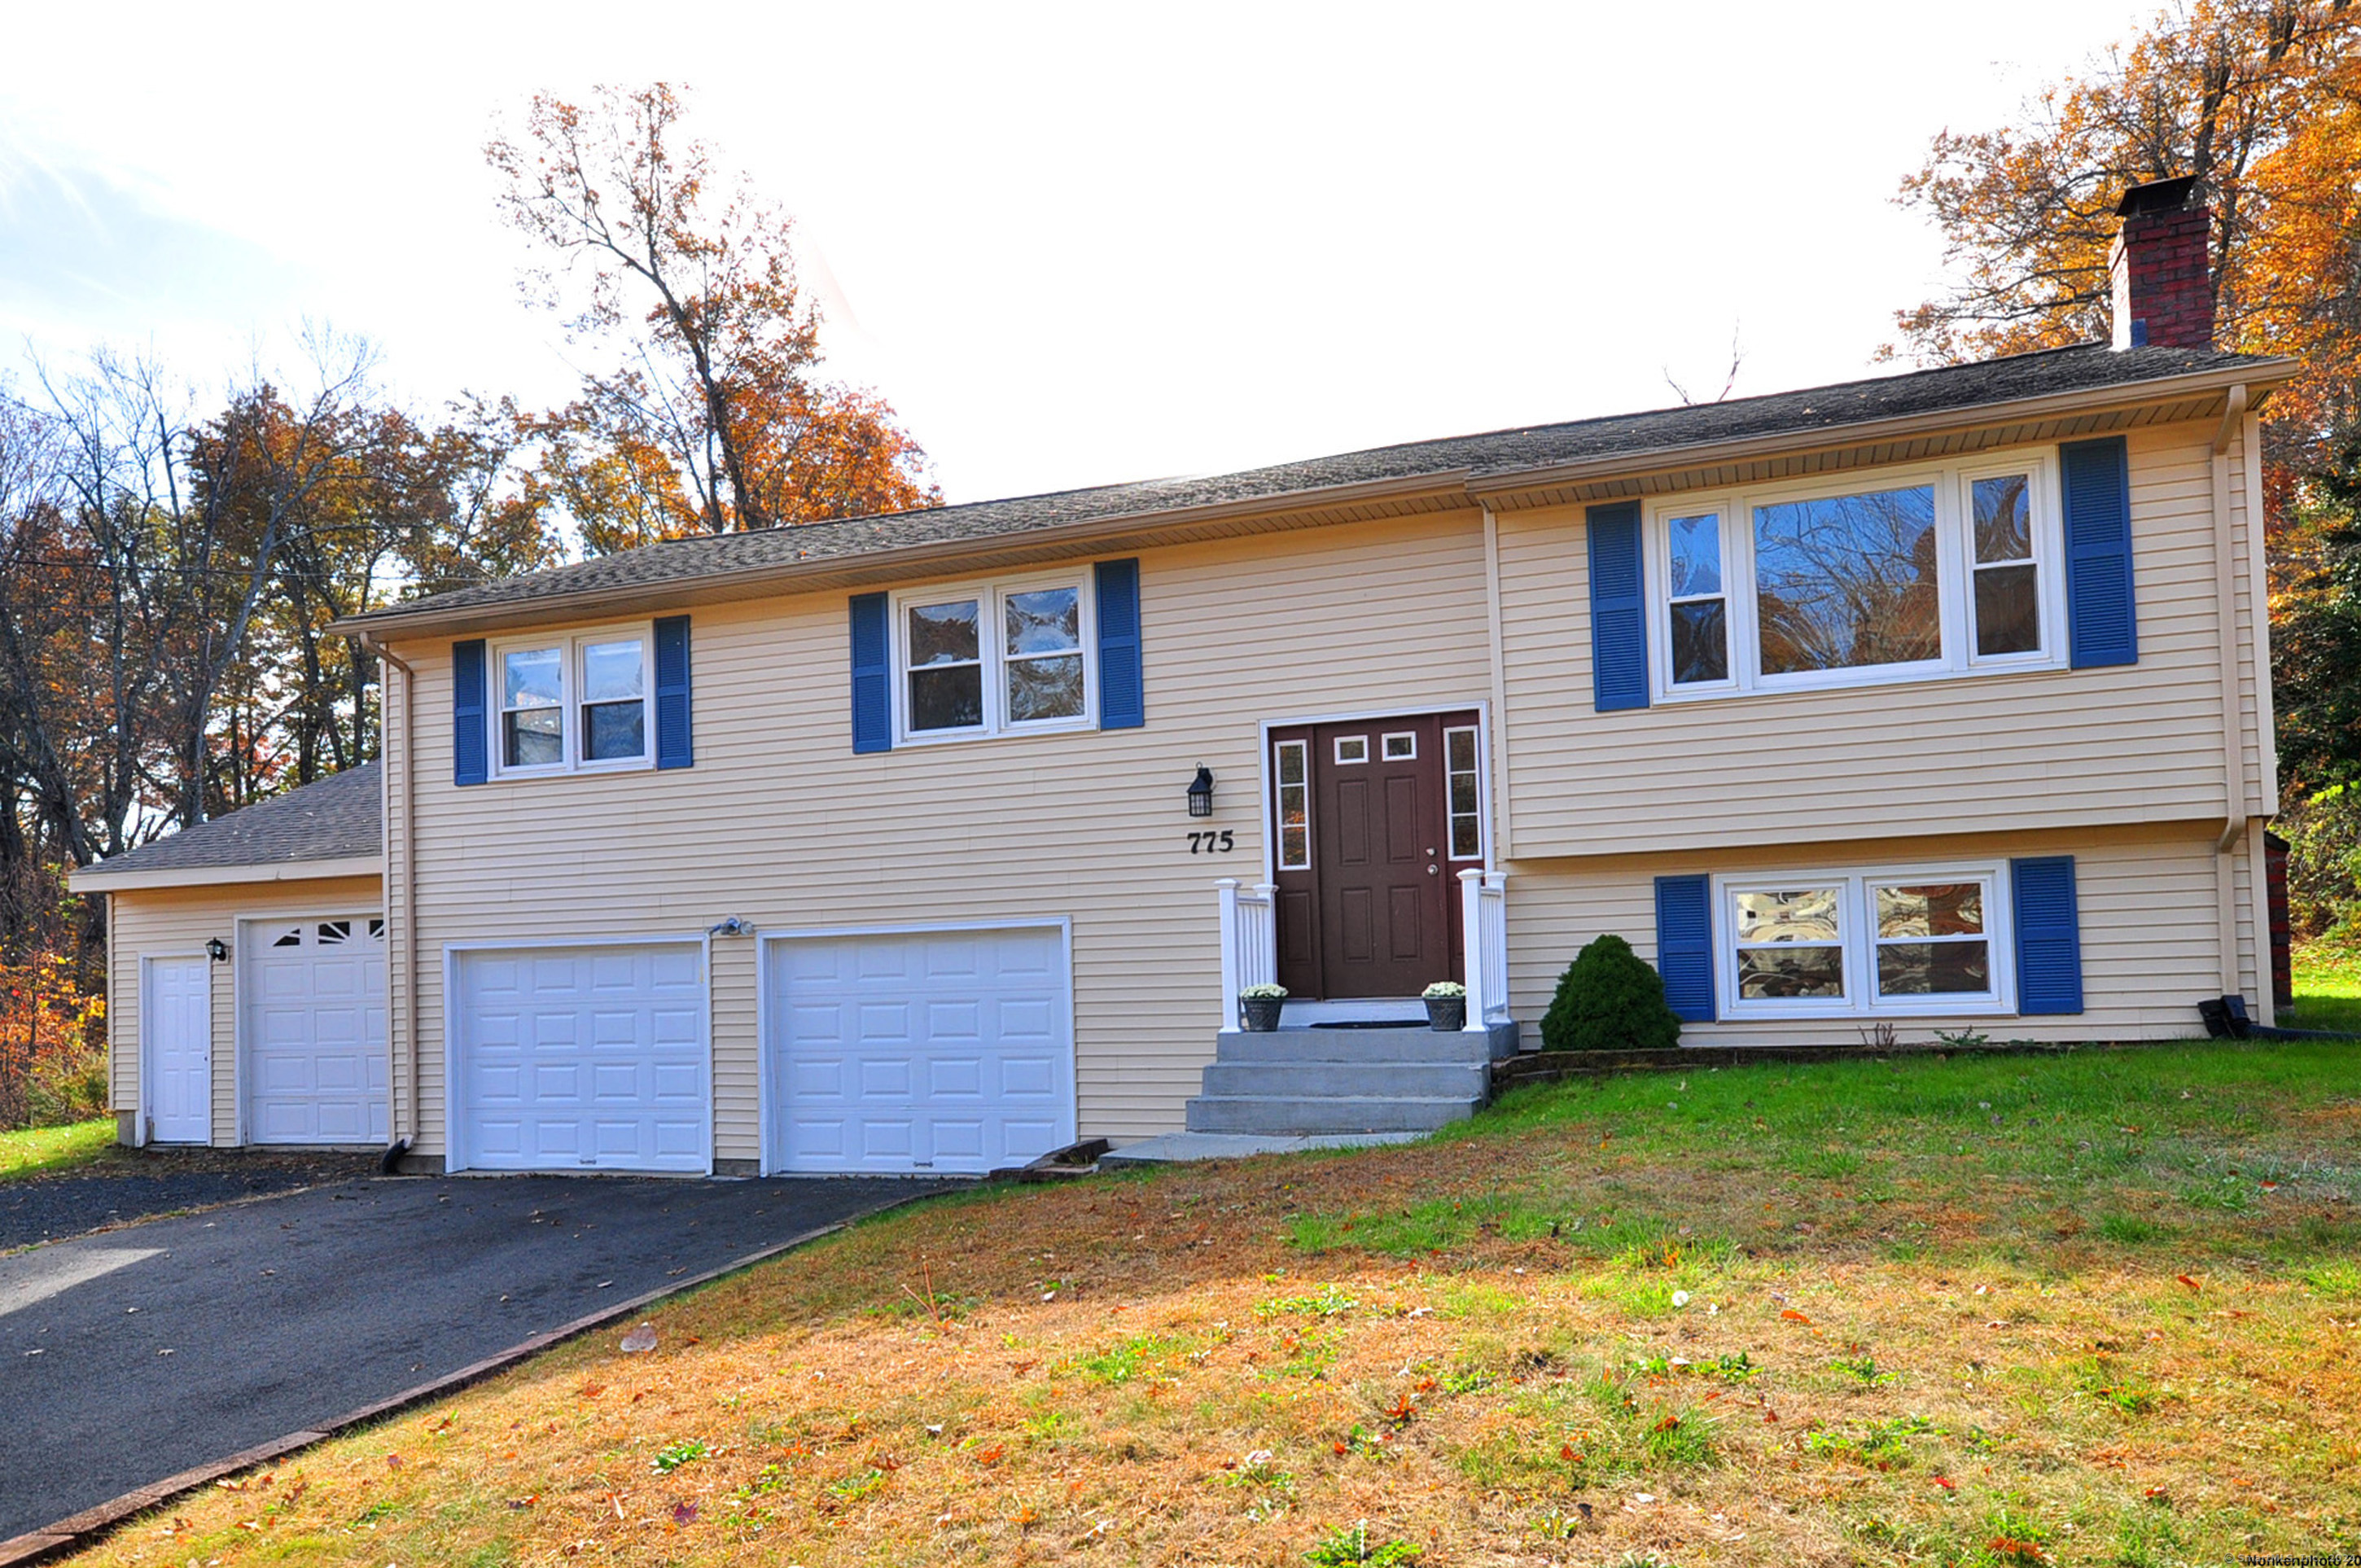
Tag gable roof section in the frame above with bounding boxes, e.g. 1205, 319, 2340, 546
340, 343, 2289, 636
72, 763, 384, 891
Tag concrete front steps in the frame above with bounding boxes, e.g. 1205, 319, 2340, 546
1184, 1019, 1519, 1136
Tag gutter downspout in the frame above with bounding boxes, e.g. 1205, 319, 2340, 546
2210, 385, 2250, 996
359, 631, 419, 1165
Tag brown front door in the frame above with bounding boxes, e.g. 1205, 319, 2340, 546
1271, 712, 1479, 1000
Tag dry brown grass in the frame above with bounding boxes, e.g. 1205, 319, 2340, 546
67, 1045, 2361, 1566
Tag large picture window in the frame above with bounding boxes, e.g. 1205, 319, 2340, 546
1717, 865, 2011, 1018
896, 574, 1094, 741
490, 626, 653, 777
1649, 456, 2063, 700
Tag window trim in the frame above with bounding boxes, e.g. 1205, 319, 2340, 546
888, 569, 1097, 745
1712, 861, 2017, 1020
1644, 453, 2065, 703
486, 621, 656, 780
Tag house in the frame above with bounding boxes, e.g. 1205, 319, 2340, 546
77, 178, 2292, 1174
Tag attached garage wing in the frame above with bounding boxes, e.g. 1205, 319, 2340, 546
452, 942, 710, 1174
766, 923, 1075, 1175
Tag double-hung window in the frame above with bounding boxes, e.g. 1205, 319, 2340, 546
1718, 865, 2012, 1018
1649, 454, 2063, 700
491, 626, 653, 776
896, 574, 1094, 741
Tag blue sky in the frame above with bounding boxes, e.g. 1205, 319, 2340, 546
0, 0, 2155, 508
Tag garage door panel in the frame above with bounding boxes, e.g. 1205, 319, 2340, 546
769, 926, 1074, 1175
1002, 1119, 1060, 1162
241, 917, 390, 1146
456, 942, 709, 1173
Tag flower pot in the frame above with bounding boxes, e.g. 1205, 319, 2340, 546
1239, 996, 1285, 1032
1425, 996, 1467, 1032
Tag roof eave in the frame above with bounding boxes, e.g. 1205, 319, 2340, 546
331, 354, 2299, 639
328, 468, 1479, 639
71, 853, 387, 894
1465, 357, 2296, 502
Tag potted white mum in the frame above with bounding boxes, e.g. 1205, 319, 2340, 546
1237, 983, 1288, 1032
1421, 980, 1467, 1031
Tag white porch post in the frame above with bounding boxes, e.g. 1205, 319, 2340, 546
1216, 878, 1279, 1024
1459, 869, 1509, 1030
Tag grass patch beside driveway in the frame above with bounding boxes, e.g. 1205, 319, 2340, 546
61, 1039, 2361, 1566
0, 1119, 114, 1180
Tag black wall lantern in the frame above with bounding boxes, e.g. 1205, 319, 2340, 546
205, 938, 228, 962
1186, 764, 1215, 818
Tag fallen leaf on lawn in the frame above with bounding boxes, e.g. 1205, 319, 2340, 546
1781, 1309, 1812, 1324
578, 1383, 607, 1399
387, 1455, 401, 1469
621, 1324, 658, 1353
1932, 1474, 1956, 1490
672, 1500, 699, 1525
506, 1495, 538, 1509
2175, 1275, 2200, 1293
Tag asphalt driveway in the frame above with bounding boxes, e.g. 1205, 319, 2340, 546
0, 1173, 951, 1540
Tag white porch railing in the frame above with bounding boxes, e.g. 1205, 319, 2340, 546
1460, 869, 1510, 1029
1216, 878, 1278, 1024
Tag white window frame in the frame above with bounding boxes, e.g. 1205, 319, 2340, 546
487, 621, 656, 780
1645, 452, 2066, 703
890, 570, 1097, 745
1713, 861, 2017, 1021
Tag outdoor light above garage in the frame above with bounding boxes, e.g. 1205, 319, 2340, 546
1187, 765, 1215, 817
206, 938, 227, 962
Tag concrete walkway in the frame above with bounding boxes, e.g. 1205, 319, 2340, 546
1099, 1131, 1426, 1166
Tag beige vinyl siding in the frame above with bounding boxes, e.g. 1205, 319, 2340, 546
104, 875, 384, 1145
388, 511, 1500, 1156
1495, 425, 2256, 858
1502, 823, 2258, 1045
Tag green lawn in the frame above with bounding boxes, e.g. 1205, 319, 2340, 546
76, 1037, 2360, 1568
0, 1117, 116, 1180
2289, 942, 2361, 1033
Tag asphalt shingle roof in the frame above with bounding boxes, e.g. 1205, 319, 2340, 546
355, 342, 2276, 625
80, 764, 382, 878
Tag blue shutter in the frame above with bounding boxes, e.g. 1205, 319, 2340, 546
654, 615, 693, 769
2061, 436, 2137, 668
849, 593, 892, 755
2012, 856, 2084, 1014
1095, 558, 1145, 729
1654, 874, 1715, 1023
1588, 501, 1649, 711
453, 639, 488, 786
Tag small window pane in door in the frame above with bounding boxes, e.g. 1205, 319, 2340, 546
1276, 740, 1311, 870
1444, 725, 1482, 860
1382, 732, 1416, 760
1334, 736, 1369, 764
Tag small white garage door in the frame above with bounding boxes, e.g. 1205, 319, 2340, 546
768, 924, 1075, 1174
453, 943, 709, 1173
241, 917, 390, 1145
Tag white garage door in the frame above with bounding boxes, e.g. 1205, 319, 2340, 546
241, 917, 389, 1145
453, 943, 709, 1173
768, 924, 1075, 1174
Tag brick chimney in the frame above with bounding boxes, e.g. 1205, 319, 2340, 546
2110, 175, 2214, 349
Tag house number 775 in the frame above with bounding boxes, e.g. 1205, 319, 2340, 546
1187, 830, 1236, 853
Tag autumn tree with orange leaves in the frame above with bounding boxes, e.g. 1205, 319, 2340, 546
1890, 0, 2358, 445
1890, 0, 2361, 931
487, 83, 939, 552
